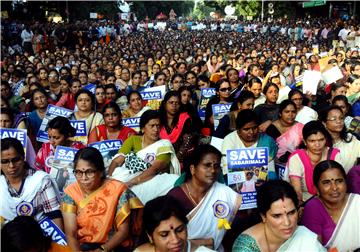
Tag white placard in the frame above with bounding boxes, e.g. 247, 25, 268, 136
321, 66, 344, 85
302, 70, 322, 95
90, 13, 97, 19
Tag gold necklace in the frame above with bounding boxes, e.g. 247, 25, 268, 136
185, 183, 198, 206
264, 224, 272, 252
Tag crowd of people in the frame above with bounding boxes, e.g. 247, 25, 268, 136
1, 14, 360, 252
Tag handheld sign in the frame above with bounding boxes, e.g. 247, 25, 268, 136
69, 120, 87, 145
37, 105, 73, 143
122, 117, 140, 133
142, 85, 166, 110
0, 128, 27, 157
89, 140, 122, 169
212, 103, 232, 130
39, 217, 67, 246
198, 88, 216, 121
83, 83, 96, 94
50, 146, 78, 193
226, 147, 269, 210
302, 70, 321, 95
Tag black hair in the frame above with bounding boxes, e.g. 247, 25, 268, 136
230, 90, 255, 111
263, 82, 279, 95
31, 87, 48, 101
48, 116, 76, 138
126, 90, 142, 104
248, 77, 262, 88
1, 137, 25, 157
0, 107, 15, 124
332, 95, 351, 116
302, 120, 333, 147
171, 73, 184, 83
1, 216, 52, 252
183, 144, 222, 181
74, 89, 95, 110
236, 109, 259, 130
278, 99, 296, 118
257, 180, 299, 216
143, 195, 188, 237
74, 147, 105, 177
313, 160, 347, 188
102, 101, 122, 118
139, 110, 160, 131
214, 78, 230, 92
159, 91, 180, 128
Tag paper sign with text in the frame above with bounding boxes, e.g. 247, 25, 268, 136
0, 128, 27, 157
198, 88, 216, 120
89, 140, 122, 169
212, 103, 232, 130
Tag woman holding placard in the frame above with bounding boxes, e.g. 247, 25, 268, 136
122, 91, 150, 119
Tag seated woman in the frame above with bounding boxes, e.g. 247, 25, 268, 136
221, 109, 278, 179
35, 116, 85, 173
266, 99, 304, 163
55, 77, 81, 110
135, 196, 215, 252
159, 91, 197, 165
122, 90, 150, 119
109, 110, 181, 204
285, 121, 341, 203
0, 138, 63, 230
88, 101, 136, 144
288, 89, 318, 125
168, 145, 242, 251
321, 105, 360, 173
232, 180, 326, 251
214, 90, 255, 139
61, 147, 143, 252
301, 160, 360, 251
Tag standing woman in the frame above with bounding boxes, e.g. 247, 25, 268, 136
88, 101, 136, 144
69, 89, 103, 144
159, 91, 197, 165
122, 91, 150, 119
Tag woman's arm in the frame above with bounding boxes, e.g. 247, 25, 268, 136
290, 177, 303, 203
190, 238, 214, 250
100, 218, 130, 251
108, 155, 125, 176
87, 127, 98, 144
63, 212, 81, 251
127, 159, 168, 187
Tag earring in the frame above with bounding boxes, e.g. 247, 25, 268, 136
146, 233, 153, 244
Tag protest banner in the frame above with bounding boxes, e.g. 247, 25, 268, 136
50, 146, 78, 193
69, 120, 87, 144
226, 147, 269, 209
321, 66, 344, 85
83, 83, 96, 94
212, 103, 232, 130
88, 140, 122, 169
39, 217, 67, 246
37, 105, 73, 143
0, 128, 27, 156
141, 85, 166, 110
302, 70, 322, 95
198, 88, 216, 121
122, 117, 140, 133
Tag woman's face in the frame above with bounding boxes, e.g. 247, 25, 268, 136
290, 93, 303, 110
71, 66, 78, 76
211, 55, 217, 64
60, 80, 69, 93
129, 93, 142, 112
75, 159, 102, 193
185, 74, 196, 86
249, 83, 262, 99
121, 69, 130, 82
33, 91, 48, 109
71, 81, 81, 95
39, 69, 48, 80
180, 90, 191, 105
172, 77, 183, 91
132, 73, 141, 85
152, 64, 161, 74
238, 121, 259, 144
316, 168, 347, 205
265, 86, 279, 104
333, 100, 348, 115
228, 70, 239, 83
294, 65, 301, 75
263, 197, 298, 242
1, 147, 25, 180
114, 65, 122, 76
152, 215, 187, 252
48, 128, 66, 148
325, 109, 344, 134
191, 153, 221, 187
0, 113, 12, 128
142, 118, 160, 142
95, 88, 106, 104
218, 82, 231, 100
332, 86, 347, 98
165, 96, 180, 116
279, 104, 297, 125
103, 107, 121, 128
305, 132, 326, 155
155, 75, 166, 86
76, 93, 92, 112
238, 98, 254, 111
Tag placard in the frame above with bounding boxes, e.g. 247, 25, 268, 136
83, 83, 96, 94
302, 70, 322, 95
0, 128, 27, 157
142, 85, 166, 110
198, 88, 216, 121
89, 140, 122, 169
212, 103, 232, 130
69, 120, 87, 145
321, 66, 343, 85
226, 147, 269, 210
122, 117, 140, 132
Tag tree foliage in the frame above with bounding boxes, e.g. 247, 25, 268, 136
235, 0, 261, 18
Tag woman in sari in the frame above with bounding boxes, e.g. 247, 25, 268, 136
288, 89, 318, 125
88, 101, 136, 144
168, 145, 242, 251
233, 180, 326, 252
221, 109, 278, 179
266, 99, 304, 163
285, 121, 341, 203
61, 147, 143, 252
109, 110, 181, 204
122, 90, 150, 119
301, 160, 360, 251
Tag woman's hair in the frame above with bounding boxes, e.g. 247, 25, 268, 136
330, 83, 346, 95
143, 195, 188, 237
214, 78, 230, 92
126, 90, 142, 104
236, 109, 259, 130
332, 95, 351, 115
278, 99, 296, 118
31, 87, 48, 101
0, 107, 14, 125
1, 216, 52, 252
230, 90, 255, 111
302, 120, 333, 147
48, 116, 76, 138
74, 147, 105, 176
1, 137, 25, 157
263, 82, 279, 95
226, 68, 239, 80
288, 89, 303, 100
74, 89, 95, 109
257, 180, 299, 216
178, 85, 193, 97
139, 110, 160, 130
102, 101, 122, 117
183, 144, 222, 181
248, 77, 262, 88
320, 105, 351, 143
159, 91, 180, 127
171, 73, 184, 83
313, 160, 347, 188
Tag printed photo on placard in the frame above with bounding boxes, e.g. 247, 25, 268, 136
89, 140, 122, 170
198, 88, 216, 121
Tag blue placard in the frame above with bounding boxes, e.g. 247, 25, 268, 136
89, 140, 122, 168
140, 90, 162, 100
83, 83, 96, 94
39, 217, 67, 246
54, 146, 78, 162
240, 192, 257, 209
46, 104, 73, 117
212, 103, 232, 130
0, 128, 27, 156
226, 147, 268, 170
70, 120, 87, 136
198, 88, 216, 121
201, 88, 216, 98
122, 117, 140, 128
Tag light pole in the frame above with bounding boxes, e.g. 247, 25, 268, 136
261, 0, 264, 22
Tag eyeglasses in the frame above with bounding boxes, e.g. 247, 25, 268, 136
1, 156, 22, 165
73, 169, 97, 178
219, 87, 231, 92
327, 117, 344, 122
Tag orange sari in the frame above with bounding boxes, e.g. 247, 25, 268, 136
62, 179, 143, 248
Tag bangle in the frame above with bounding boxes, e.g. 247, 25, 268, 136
100, 245, 107, 252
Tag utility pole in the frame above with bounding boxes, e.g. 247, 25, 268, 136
261, 0, 264, 22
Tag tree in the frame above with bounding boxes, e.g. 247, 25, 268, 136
235, 0, 261, 19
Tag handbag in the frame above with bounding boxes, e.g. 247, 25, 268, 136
124, 152, 150, 174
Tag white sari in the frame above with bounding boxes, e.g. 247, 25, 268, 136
186, 182, 242, 252
112, 139, 180, 204
325, 193, 360, 252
